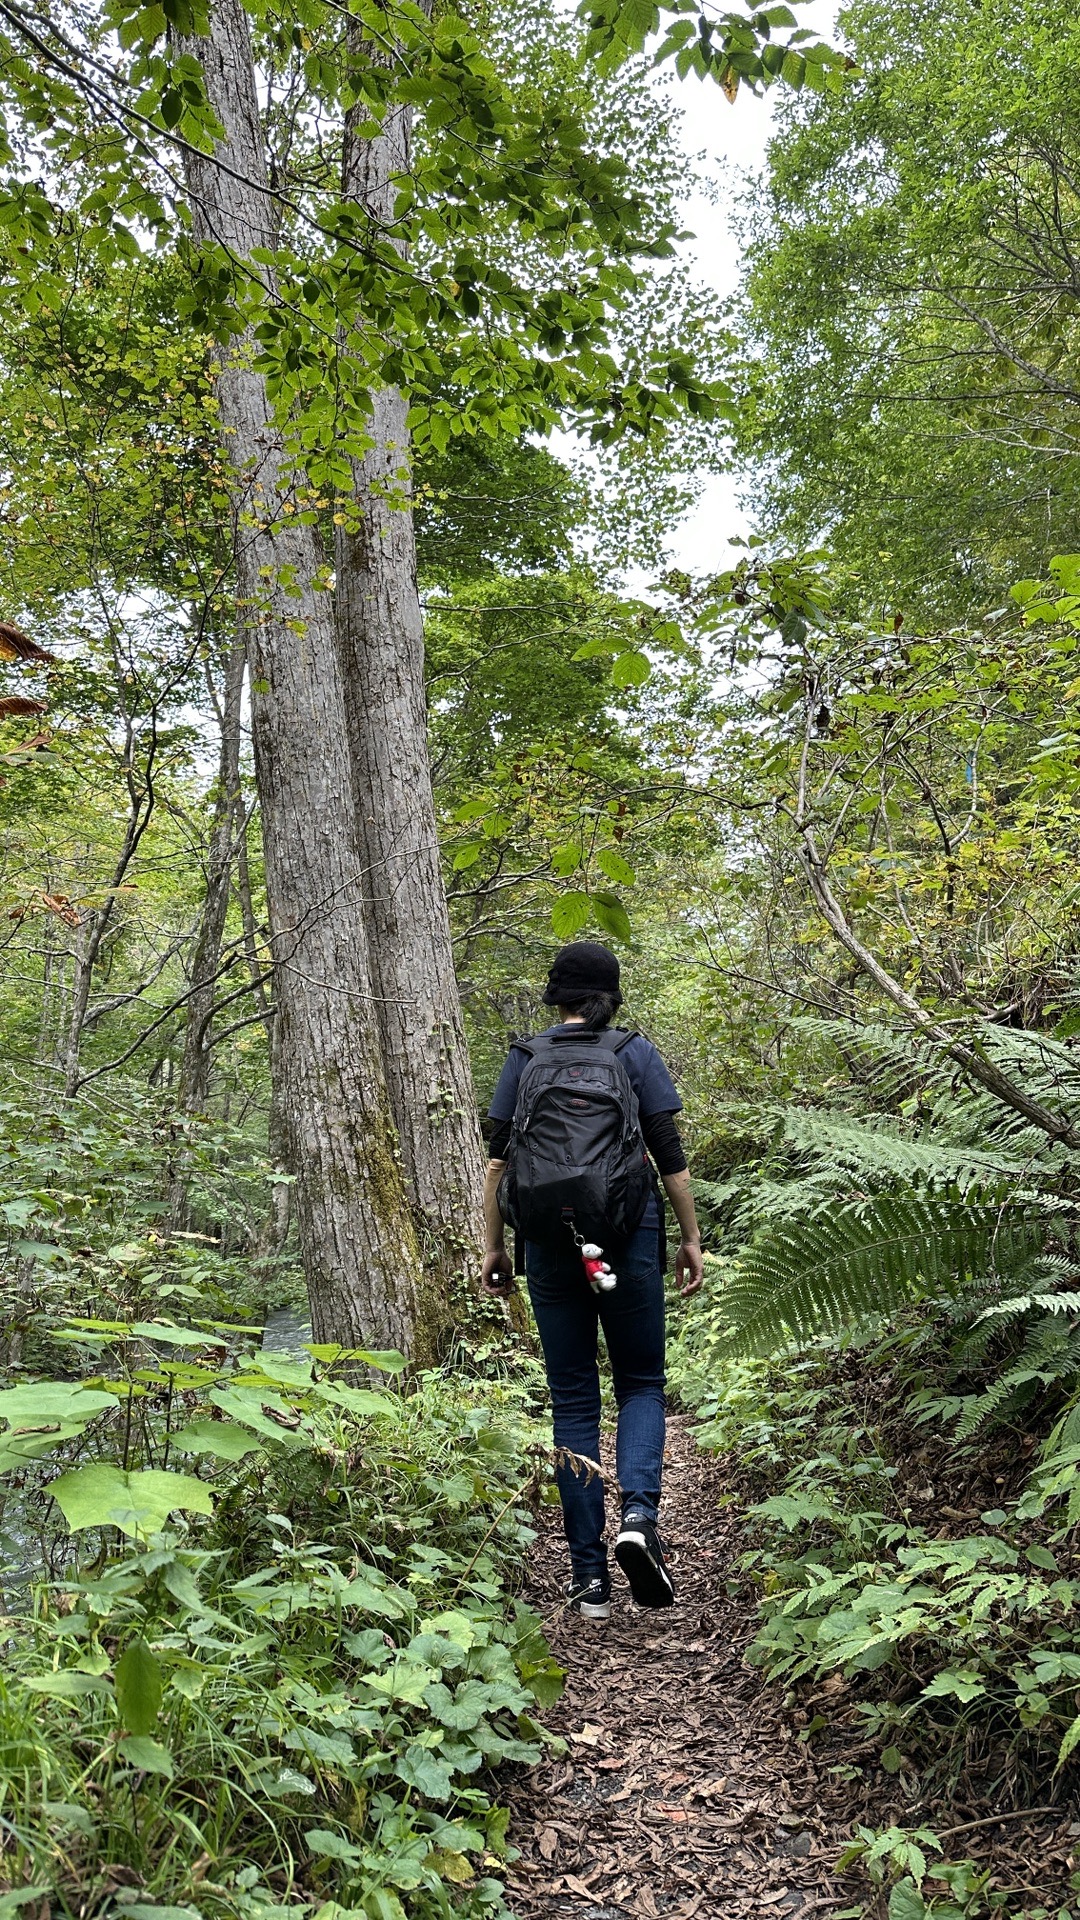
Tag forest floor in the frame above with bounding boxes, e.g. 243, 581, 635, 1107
503, 1416, 1078, 1920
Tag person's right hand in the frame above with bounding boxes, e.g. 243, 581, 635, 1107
481, 1248, 514, 1296
675, 1240, 705, 1297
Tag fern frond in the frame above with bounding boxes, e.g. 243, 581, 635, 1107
952, 1317, 1080, 1439
718, 1191, 1045, 1358
781, 1109, 1043, 1193
977, 1291, 1080, 1323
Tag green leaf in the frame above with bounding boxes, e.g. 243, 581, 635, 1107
21, 1671, 111, 1700
306, 1827, 364, 1864
318, 1384, 396, 1420
394, 1743, 455, 1800
551, 844, 581, 878
551, 890, 590, 939
171, 1418, 263, 1461
593, 891, 632, 943
119, 1735, 174, 1778
888, 1883, 926, 1920
0, 1382, 117, 1425
571, 636, 622, 659
423, 1677, 492, 1730
921, 1669, 986, 1703
121, 1907, 201, 1920
115, 1639, 163, 1735
609, 648, 651, 687
1058, 1711, 1080, 1770
596, 847, 635, 887
51, 1463, 214, 1537
130, 1322, 216, 1347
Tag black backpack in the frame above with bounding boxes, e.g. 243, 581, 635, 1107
496, 1029, 653, 1249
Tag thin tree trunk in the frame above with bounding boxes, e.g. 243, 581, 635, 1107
335, 64, 485, 1323
63, 714, 155, 1096
178, 0, 424, 1352
178, 635, 246, 1117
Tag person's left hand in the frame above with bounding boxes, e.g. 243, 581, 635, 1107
481, 1248, 514, 1296
675, 1240, 704, 1297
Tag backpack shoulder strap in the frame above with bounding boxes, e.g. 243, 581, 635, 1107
608, 1028, 639, 1055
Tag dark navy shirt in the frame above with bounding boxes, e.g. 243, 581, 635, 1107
488, 1025, 681, 1233
487, 1024, 681, 1124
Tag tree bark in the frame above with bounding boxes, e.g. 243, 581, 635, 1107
178, 0, 426, 1352
335, 67, 485, 1324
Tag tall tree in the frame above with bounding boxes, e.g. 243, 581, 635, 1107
335, 40, 484, 1300
177, 0, 425, 1353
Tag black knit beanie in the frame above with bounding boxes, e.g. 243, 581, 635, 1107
541, 941, 623, 1007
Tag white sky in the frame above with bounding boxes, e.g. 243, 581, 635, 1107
563, 8, 837, 582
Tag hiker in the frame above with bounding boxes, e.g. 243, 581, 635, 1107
481, 940, 704, 1619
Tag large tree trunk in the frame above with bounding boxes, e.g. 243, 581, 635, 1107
335, 73, 485, 1325
178, 0, 424, 1352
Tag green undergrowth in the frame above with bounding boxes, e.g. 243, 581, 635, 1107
0, 1317, 558, 1920
670, 1291, 1080, 1918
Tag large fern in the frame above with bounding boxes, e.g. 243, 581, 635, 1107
716, 1189, 1047, 1357
780, 1108, 1055, 1195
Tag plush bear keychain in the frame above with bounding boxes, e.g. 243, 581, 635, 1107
579, 1242, 617, 1294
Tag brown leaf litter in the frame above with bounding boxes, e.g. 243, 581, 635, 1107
504, 1415, 1078, 1920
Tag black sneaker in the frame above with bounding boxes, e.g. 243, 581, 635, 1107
565, 1572, 611, 1620
614, 1511, 675, 1608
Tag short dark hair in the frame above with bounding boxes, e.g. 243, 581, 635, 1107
557, 988, 620, 1031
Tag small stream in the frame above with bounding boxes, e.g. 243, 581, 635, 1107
0, 1307, 313, 1604
262, 1306, 313, 1358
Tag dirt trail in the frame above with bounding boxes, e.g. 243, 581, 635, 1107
505, 1415, 854, 1920
504, 1414, 1080, 1920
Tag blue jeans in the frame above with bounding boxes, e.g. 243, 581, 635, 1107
526, 1225, 666, 1581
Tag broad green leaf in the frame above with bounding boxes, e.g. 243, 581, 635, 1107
551, 890, 590, 939
318, 1384, 396, 1420
596, 847, 635, 887
130, 1322, 216, 1347
21, 1671, 111, 1700
171, 1418, 263, 1460
115, 1639, 162, 1734
118, 1735, 174, 1778
305, 1344, 407, 1374
888, 1883, 926, 1920
363, 1894, 407, 1920
51, 1463, 214, 1537
0, 1383, 117, 1425
422, 1677, 492, 1730
306, 1828, 363, 1864
364, 1661, 437, 1705
609, 648, 650, 687
394, 1743, 454, 1800
207, 1386, 307, 1448
340, 1572, 407, 1618
121, 1907, 201, 1920
593, 891, 632, 942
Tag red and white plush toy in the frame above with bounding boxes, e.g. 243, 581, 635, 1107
580, 1242, 617, 1294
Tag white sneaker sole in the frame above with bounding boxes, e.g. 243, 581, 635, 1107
614, 1529, 675, 1608
575, 1598, 611, 1620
